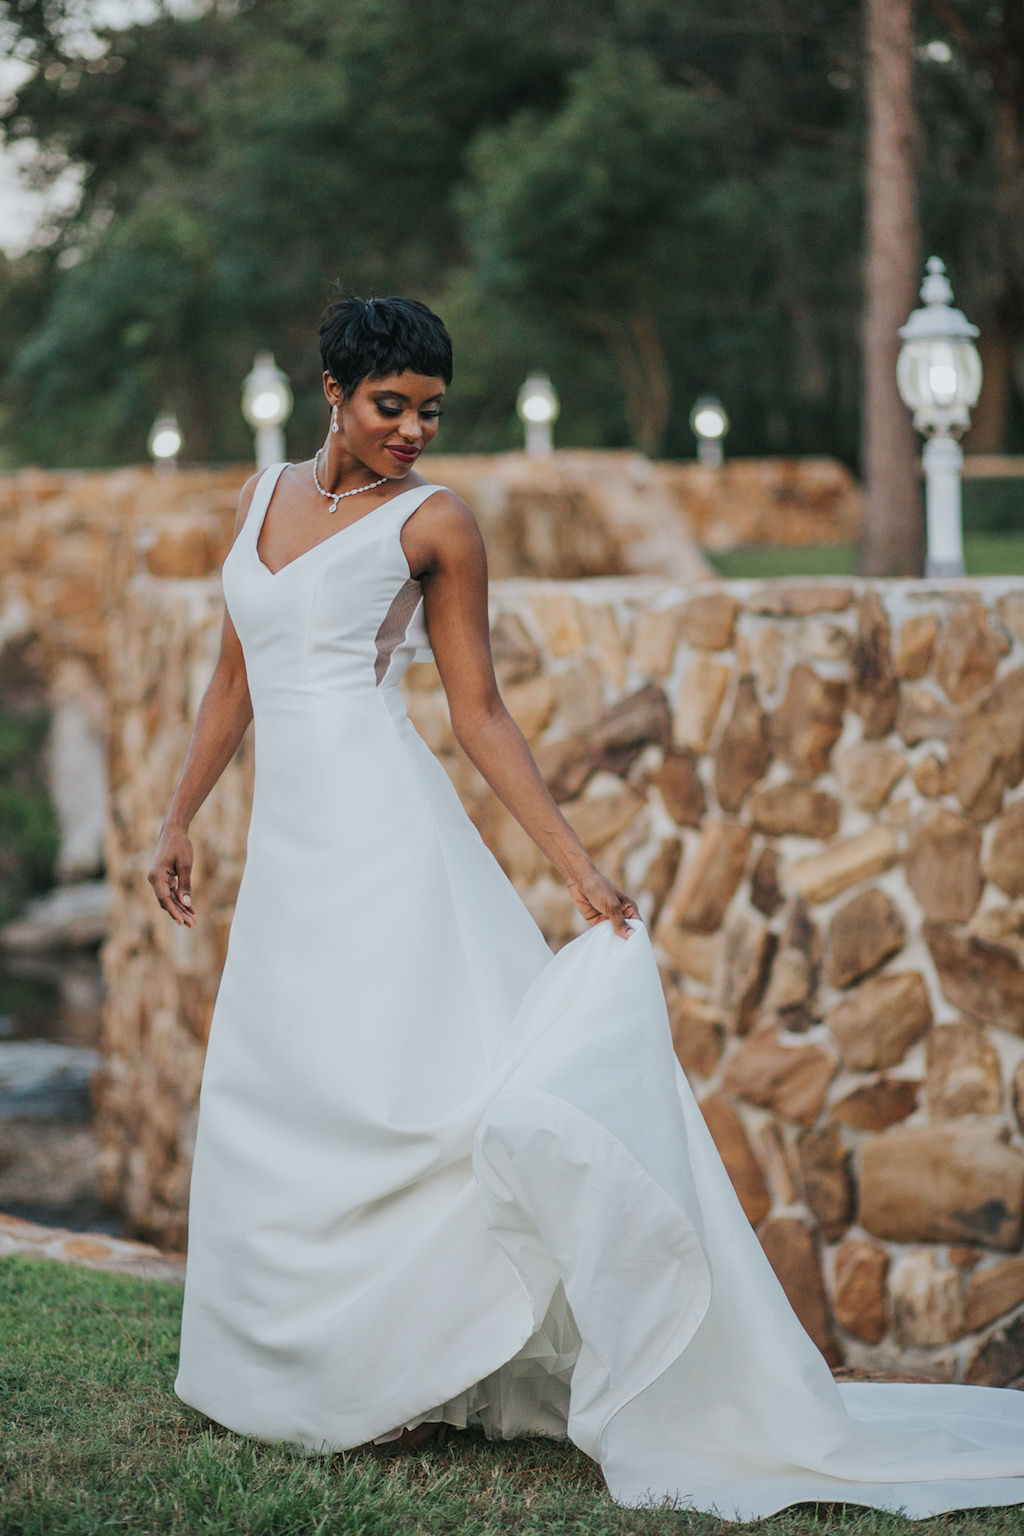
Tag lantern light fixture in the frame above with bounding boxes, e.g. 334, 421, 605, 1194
689, 394, 729, 467
242, 351, 294, 469
896, 257, 983, 578
516, 372, 560, 455
147, 413, 182, 473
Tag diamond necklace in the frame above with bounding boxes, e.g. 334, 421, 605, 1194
312, 449, 387, 514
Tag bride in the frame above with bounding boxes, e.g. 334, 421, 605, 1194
149, 294, 1024, 1518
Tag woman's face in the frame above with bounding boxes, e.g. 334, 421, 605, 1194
325, 370, 446, 478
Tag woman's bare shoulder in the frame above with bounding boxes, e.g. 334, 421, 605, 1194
404, 486, 483, 573
418, 487, 482, 541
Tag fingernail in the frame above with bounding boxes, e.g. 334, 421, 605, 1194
182, 894, 192, 907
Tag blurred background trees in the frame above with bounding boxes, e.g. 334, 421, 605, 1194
0, 0, 1021, 482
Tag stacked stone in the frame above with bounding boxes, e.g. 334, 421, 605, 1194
406, 577, 1024, 1386
654, 455, 862, 551
0, 466, 243, 876
0, 1209, 185, 1282
0, 465, 242, 682
0, 452, 858, 661
100, 575, 254, 1240
424, 451, 860, 571
0, 456, 853, 872
100, 567, 1024, 1386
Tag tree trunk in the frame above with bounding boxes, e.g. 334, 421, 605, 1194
859, 0, 922, 576
599, 309, 672, 457
976, 2, 1024, 451
967, 327, 1015, 453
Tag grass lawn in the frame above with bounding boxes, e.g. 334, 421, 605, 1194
4, 1256, 1024, 1536
705, 534, 1024, 581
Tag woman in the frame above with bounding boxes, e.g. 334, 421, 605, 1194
152, 296, 1024, 1518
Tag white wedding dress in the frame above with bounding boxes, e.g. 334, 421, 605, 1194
174, 463, 1024, 1518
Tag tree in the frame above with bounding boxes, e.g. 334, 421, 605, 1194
459, 50, 738, 455
0, 0, 594, 463
859, 0, 922, 577
0, 1, 875, 466
3, 0, 1018, 479
918, 0, 1024, 455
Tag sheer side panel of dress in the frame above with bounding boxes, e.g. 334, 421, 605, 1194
374, 578, 424, 686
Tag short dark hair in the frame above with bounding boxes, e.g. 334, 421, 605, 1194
319, 295, 453, 398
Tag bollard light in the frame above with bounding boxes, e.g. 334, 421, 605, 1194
516, 372, 560, 455
897, 257, 983, 578
148, 412, 182, 474
689, 394, 729, 467
241, 351, 293, 469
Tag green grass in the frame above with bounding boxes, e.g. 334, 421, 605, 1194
705, 534, 1024, 581
963, 533, 1024, 576
705, 545, 858, 581
2, 1253, 1021, 1536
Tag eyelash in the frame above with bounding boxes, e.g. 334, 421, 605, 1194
376, 404, 444, 420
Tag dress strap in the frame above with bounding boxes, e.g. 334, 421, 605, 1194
243, 461, 290, 545
381, 482, 446, 526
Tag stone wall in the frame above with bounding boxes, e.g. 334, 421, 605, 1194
101, 567, 1024, 1387
0, 453, 856, 878
415, 451, 862, 564
0, 466, 243, 878
657, 456, 862, 551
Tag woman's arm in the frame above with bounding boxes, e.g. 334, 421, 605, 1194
412, 493, 639, 940
147, 476, 260, 927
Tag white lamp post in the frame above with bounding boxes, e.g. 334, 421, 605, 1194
896, 257, 983, 578
516, 372, 560, 455
689, 394, 729, 467
241, 351, 293, 469
147, 412, 182, 475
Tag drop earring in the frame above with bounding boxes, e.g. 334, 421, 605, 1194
331, 406, 339, 434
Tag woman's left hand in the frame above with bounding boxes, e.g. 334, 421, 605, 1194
565, 866, 642, 939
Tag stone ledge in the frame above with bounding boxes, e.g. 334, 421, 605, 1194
0, 1210, 185, 1283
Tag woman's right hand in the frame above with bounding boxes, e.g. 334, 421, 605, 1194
148, 824, 196, 927
565, 865, 641, 940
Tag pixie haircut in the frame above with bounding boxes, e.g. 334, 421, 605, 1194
319, 295, 453, 399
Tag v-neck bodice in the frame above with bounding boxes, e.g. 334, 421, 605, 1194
251, 462, 437, 578
222, 460, 441, 709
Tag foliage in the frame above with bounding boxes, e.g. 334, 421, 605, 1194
5, 1249, 1024, 1536
0, 0, 1021, 468
0, 704, 59, 922
458, 50, 740, 453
